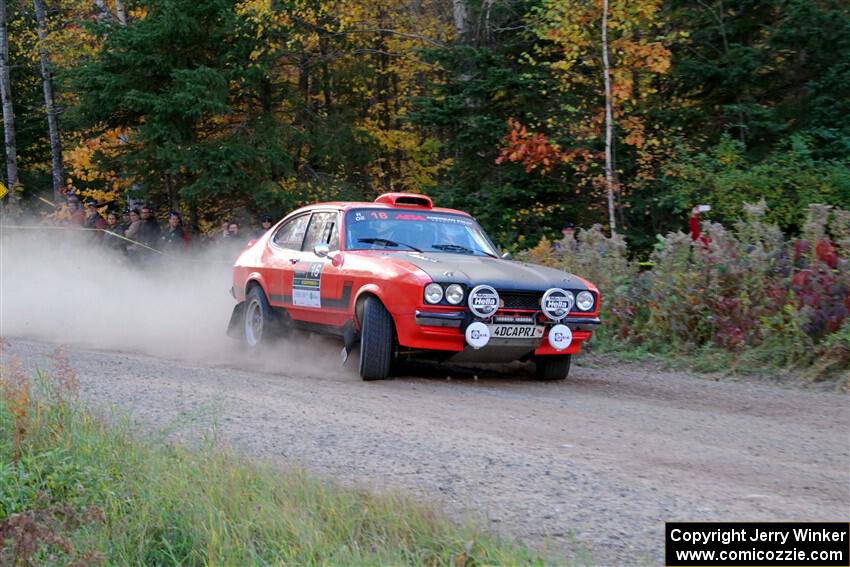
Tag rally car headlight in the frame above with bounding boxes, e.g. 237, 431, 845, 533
424, 283, 444, 304
445, 284, 464, 305
576, 291, 595, 311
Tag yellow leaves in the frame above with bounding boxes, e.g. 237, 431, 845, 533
537, 0, 672, 94
65, 128, 134, 197
128, 6, 148, 20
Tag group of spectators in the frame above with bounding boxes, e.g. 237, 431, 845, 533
61, 194, 275, 263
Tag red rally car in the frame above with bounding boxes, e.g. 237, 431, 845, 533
228, 193, 601, 381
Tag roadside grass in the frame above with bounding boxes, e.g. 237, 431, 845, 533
583, 328, 849, 391
0, 349, 549, 566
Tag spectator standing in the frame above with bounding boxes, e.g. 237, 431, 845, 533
65, 198, 85, 226
102, 211, 127, 255
120, 207, 132, 231
83, 199, 107, 241
218, 220, 230, 241
160, 211, 191, 254
689, 205, 711, 245
136, 205, 161, 249
219, 221, 247, 262
255, 214, 273, 238
134, 205, 162, 266
124, 208, 142, 261
124, 208, 141, 241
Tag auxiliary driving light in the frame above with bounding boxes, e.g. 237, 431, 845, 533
465, 321, 490, 349
548, 324, 572, 351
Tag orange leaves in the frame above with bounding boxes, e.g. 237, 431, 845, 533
496, 118, 584, 174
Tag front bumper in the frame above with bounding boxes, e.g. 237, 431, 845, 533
400, 309, 599, 357
414, 310, 601, 331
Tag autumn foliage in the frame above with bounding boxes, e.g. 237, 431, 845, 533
525, 203, 850, 382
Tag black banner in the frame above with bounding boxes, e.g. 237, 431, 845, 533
666, 522, 849, 566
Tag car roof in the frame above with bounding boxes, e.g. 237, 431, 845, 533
286, 200, 473, 219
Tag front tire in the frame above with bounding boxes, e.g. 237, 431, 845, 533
243, 285, 276, 348
535, 355, 571, 381
358, 297, 394, 381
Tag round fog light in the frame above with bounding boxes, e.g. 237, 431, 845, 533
445, 284, 464, 305
576, 291, 594, 311
548, 324, 572, 351
465, 321, 490, 349
424, 283, 443, 304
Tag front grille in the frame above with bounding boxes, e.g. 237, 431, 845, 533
499, 292, 541, 311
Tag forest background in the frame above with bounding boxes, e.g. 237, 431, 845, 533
1, 0, 849, 377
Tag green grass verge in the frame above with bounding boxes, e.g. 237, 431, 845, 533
583, 325, 849, 389
0, 367, 548, 566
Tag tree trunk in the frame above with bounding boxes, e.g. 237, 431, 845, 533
601, 0, 616, 235
114, 0, 127, 25
93, 0, 113, 23
452, 0, 468, 40
0, 0, 19, 203
33, 0, 63, 201
165, 173, 178, 211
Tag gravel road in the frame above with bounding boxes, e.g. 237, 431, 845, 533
4, 337, 848, 565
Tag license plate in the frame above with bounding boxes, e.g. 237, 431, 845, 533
488, 324, 544, 339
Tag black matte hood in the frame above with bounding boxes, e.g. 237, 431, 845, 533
395, 252, 589, 292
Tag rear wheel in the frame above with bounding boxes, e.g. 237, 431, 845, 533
535, 355, 571, 381
358, 296, 394, 381
243, 285, 276, 348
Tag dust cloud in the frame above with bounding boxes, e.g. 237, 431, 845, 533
0, 222, 346, 378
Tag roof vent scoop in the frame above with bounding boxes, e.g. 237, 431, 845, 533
375, 192, 433, 209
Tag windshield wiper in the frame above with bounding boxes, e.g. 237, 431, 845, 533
432, 243, 497, 258
358, 238, 422, 252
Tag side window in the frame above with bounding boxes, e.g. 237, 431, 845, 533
324, 215, 340, 251
272, 214, 310, 250
302, 212, 339, 252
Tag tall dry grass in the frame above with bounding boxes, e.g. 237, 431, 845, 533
525, 203, 850, 383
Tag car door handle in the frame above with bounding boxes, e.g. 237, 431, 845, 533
289, 258, 298, 264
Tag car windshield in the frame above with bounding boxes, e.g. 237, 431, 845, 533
344, 209, 499, 257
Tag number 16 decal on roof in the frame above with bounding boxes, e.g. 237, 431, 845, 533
293, 262, 323, 308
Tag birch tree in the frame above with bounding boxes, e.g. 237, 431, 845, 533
114, 0, 127, 25
0, 0, 18, 200
601, 0, 615, 234
33, 0, 63, 201
507, 0, 672, 233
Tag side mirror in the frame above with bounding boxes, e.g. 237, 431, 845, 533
501, 251, 512, 260
314, 243, 330, 258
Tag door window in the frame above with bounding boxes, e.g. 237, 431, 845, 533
302, 212, 339, 252
272, 214, 310, 250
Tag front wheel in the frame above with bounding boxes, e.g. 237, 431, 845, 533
534, 355, 571, 381
358, 297, 394, 381
243, 286, 276, 348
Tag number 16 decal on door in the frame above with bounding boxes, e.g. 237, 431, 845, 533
293, 262, 323, 307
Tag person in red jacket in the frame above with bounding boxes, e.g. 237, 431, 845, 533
689, 205, 711, 245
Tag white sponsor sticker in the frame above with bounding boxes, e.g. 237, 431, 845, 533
293, 262, 323, 307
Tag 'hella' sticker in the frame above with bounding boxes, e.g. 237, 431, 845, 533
468, 285, 500, 318
541, 288, 574, 321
